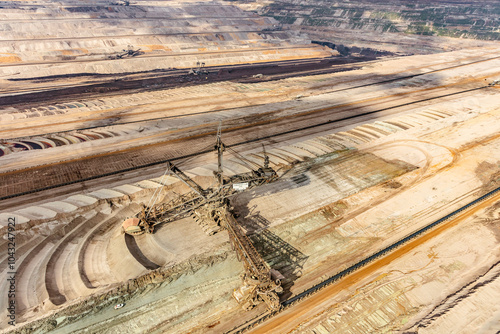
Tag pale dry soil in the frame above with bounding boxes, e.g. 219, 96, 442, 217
4, 90, 499, 334
2, 46, 500, 174
1, 2, 500, 333
1, 44, 500, 333
246, 111, 500, 332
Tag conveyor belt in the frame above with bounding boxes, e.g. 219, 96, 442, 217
223, 209, 269, 280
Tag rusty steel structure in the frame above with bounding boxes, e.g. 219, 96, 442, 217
122, 127, 284, 310
126, 160, 278, 235
222, 208, 283, 311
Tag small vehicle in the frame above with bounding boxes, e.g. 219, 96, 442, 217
114, 303, 125, 310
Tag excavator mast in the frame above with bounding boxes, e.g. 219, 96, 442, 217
215, 122, 225, 186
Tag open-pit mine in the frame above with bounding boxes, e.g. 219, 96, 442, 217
1, 1, 500, 333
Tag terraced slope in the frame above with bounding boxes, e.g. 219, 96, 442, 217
0, 91, 492, 329
257, 0, 500, 55
0, 0, 331, 83
263, 0, 500, 40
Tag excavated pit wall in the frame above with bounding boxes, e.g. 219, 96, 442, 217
2, 91, 499, 329
0, 0, 332, 80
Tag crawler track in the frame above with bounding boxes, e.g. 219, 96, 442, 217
227, 185, 500, 333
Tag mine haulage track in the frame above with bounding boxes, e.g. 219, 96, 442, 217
0, 57, 353, 106
0, 84, 490, 203
2, 52, 498, 108
3, 54, 498, 144
226, 185, 500, 334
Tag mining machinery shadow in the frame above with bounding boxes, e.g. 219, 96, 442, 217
241, 150, 359, 201
125, 234, 161, 270
234, 206, 308, 301
242, 171, 311, 201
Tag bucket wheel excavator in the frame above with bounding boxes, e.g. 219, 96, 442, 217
121, 126, 284, 311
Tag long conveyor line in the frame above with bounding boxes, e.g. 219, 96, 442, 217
227, 184, 500, 333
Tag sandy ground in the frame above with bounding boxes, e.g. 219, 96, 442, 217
249, 106, 500, 334
1, 66, 499, 333
0, 2, 500, 333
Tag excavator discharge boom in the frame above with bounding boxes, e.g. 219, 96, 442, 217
222, 207, 283, 311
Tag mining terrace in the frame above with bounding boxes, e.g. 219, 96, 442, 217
0, 1, 500, 333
